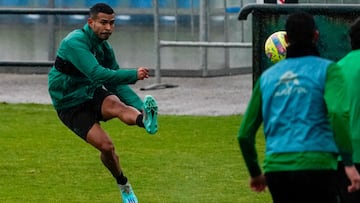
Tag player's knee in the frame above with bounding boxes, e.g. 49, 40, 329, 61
104, 95, 121, 109
99, 141, 115, 153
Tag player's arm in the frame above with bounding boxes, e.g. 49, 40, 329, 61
324, 63, 353, 165
63, 36, 138, 85
237, 80, 263, 177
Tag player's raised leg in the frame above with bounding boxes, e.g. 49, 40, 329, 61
101, 94, 158, 135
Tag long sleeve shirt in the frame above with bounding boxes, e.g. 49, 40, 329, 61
48, 24, 142, 111
338, 49, 360, 164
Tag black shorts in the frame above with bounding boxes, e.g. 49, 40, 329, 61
265, 169, 338, 203
57, 87, 113, 140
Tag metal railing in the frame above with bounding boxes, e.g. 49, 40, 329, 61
0, 7, 89, 70
142, 0, 253, 90
0, 1, 254, 81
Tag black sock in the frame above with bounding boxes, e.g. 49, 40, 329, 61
116, 172, 128, 185
136, 114, 144, 128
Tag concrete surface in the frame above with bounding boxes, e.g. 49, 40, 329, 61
0, 73, 253, 116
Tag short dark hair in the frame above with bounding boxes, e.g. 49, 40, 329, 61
285, 12, 316, 45
349, 17, 360, 50
89, 3, 114, 18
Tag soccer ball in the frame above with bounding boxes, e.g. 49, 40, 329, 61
264, 31, 288, 63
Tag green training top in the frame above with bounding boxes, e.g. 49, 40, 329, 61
48, 24, 143, 111
338, 49, 360, 163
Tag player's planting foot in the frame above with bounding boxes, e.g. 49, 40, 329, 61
143, 95, 158, 134
119, 182, 138, 203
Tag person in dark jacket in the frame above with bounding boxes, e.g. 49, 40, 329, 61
48, 3, 157, 203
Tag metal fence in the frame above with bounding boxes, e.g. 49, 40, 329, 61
0, 0, 358, 81
0, 0, 254, 79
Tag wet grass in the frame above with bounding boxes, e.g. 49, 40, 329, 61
0, 103, 270, 202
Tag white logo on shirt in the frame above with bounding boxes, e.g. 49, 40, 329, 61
274, 71, 307, 97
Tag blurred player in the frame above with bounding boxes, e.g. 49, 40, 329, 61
337, 17, 360, 203
237, 11, 360, 203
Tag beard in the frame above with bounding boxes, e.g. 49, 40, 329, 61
98, 32, 112, 40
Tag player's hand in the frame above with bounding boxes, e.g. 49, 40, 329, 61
137, 67, 149, 80
345, 165, 360, 192
250, 174, 267, 192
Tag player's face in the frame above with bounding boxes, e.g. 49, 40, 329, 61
88, 12, 115, 40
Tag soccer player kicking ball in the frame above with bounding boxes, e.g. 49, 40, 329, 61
48, 3, 158, 203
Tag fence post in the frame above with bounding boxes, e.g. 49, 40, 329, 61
140, 0, 178, 90
48, 0, 55, 61
199, 0, 208, 77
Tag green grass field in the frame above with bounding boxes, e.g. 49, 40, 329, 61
0, 103, 271, 203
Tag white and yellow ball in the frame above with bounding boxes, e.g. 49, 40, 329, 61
264, 31, 288, 63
